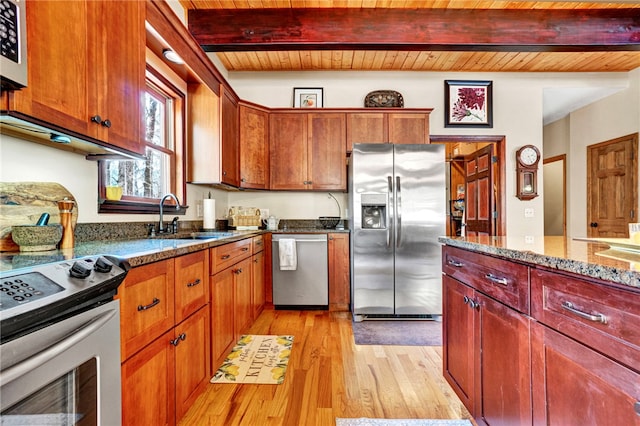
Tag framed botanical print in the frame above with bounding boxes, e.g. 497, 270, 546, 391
293, 87, 323, 108
445, 80, 493, 128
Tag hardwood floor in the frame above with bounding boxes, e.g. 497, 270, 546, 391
179, 308, 473, 426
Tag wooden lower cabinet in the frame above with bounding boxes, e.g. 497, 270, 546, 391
211, 267, 236, 368
174, 307, 211, 420
233, 258, 253, 342
328, 233, 350, 311
443, 270, 531, 424
531, 322, 640, 426
120, 250, 210, 426
122, 329, 175, 426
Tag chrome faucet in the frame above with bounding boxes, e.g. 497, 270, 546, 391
159, 193, 180, 234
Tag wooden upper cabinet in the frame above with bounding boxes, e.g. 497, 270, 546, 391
308, 113, 347, 190
221, 88, 240, 187
239, 103, 269, 189
346, 110, 431, 151
8, 0, 144, 155
187, 83, 221, 184
270, 113, 308, 190
270, 111, 346, 191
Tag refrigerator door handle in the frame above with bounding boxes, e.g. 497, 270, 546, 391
396, 176, 402, 248
387, 175, 393, 248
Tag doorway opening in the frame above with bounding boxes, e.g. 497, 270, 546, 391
431, 135, 506, 236
543, 154, 566, 237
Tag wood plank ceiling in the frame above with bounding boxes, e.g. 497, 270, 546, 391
179, 1, 640, 73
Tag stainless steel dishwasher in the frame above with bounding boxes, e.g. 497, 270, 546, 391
272, 234, 328, 309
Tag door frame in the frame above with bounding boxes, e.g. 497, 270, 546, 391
431, 135, 506, 236
543, 154, 567, 237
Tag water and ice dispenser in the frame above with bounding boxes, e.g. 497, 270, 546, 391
361, 194, 387, 229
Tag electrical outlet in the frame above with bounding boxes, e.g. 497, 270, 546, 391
524, 208, 534, 218
525, 236, 534, 244
196, 200, 203, 218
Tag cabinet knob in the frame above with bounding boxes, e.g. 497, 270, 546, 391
590, 222, 598, 228
101, 119, 112, 128
90, 115, 102, 125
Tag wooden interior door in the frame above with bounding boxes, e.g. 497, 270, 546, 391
587, 133, 638, 237
465, 144, 495, 236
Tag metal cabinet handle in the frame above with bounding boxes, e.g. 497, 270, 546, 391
221, 254, 231, 260
448, 259, 464, 267
485, 273, 508, 286
169, 333, 187, 347
186, 278, 201, 288
241, 247, 249, 252
561, 301, 607, 324
463, 295, 479, 310
138, 298, 160, 311
234, 268, 243, 274
634, 401, 640, 416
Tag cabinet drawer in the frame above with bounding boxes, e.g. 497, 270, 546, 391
175, 250, 209, 323
531, 268, 640, 372
442, 246, 529, 313
119, 259, 175, 361
211, 238, 252, 274
252, 235, 264, 253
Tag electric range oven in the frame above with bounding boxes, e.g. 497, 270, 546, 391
0, 255, 129, 425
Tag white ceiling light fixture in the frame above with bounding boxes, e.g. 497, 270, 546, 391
162, 49, 184, 65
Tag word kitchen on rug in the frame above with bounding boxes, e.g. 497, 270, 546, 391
211, 335, 294, 384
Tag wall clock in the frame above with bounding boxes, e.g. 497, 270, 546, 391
516, 145, 540, 200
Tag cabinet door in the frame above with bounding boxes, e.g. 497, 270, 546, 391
119, 259, 175, 362
308, 113, 347, 190
239, 105, 269, 189
234, 258, 253, 340
187, 83, 221, 183
477, 294, 532, 425
328, 233, 350, 311
211, 268, 235, 368
221, 89, 240, 186
270, 113, 307, 190
442, 275, 476, 415
88, 0, 143, 153
531, 322, 640, 426
252, 251, 266, 319
175, 250, 209, 324
121, 329, 175, 426
15, 1, 92, 136
388, 112, 430, 144
346, 112, 387, 152
174, 307, 211, 422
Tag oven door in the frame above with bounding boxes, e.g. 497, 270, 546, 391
0, 300, 121, 425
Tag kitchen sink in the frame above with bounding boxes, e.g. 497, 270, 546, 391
175, 231, 235, 240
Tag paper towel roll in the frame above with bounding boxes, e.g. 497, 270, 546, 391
203, 199, 216, 230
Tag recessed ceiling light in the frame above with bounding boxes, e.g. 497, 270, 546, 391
163, 49, 184, 65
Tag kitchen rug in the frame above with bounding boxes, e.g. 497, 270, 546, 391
352, 320, 442, 346
336, 419, 472, 426
211, 335, 294, 384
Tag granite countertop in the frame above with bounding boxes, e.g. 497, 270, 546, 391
439, 235, 640, 289
0, 227, 350, 273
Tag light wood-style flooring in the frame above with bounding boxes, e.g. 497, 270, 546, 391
179, 308, 473, 426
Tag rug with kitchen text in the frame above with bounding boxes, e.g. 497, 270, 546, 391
210, 335, 294, 384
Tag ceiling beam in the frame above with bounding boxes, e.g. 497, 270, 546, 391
188, 8, 640, 53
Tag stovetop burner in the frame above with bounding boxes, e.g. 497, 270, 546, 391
0, 255, 129, 344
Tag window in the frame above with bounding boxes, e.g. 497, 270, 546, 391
99, 53, 186, 213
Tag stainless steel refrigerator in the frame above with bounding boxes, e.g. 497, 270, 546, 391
349, 143, 446, 320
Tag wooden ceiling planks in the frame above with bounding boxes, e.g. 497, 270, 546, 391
180, 0, 640, 72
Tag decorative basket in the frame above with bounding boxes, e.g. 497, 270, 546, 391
319, 216, 340, 229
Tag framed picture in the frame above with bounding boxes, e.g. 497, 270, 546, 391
293, 87, 323, 108
445, 80, 493, 128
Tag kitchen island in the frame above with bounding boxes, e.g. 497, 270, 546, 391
439, 235, 639, 426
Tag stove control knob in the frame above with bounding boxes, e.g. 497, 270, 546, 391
70, 261, 92, 279
94, 257, 113, 273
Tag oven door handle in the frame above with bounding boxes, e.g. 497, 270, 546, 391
0, 308, 118, 386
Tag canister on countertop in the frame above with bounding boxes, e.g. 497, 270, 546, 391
57, 197, 75, 249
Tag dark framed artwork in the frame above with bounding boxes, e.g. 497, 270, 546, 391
293, 87, 323, 108
445, 80, 493, 128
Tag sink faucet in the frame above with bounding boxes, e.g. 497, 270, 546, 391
159, 193, 180, 234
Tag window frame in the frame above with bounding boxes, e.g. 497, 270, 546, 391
98, 49, 187, 214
